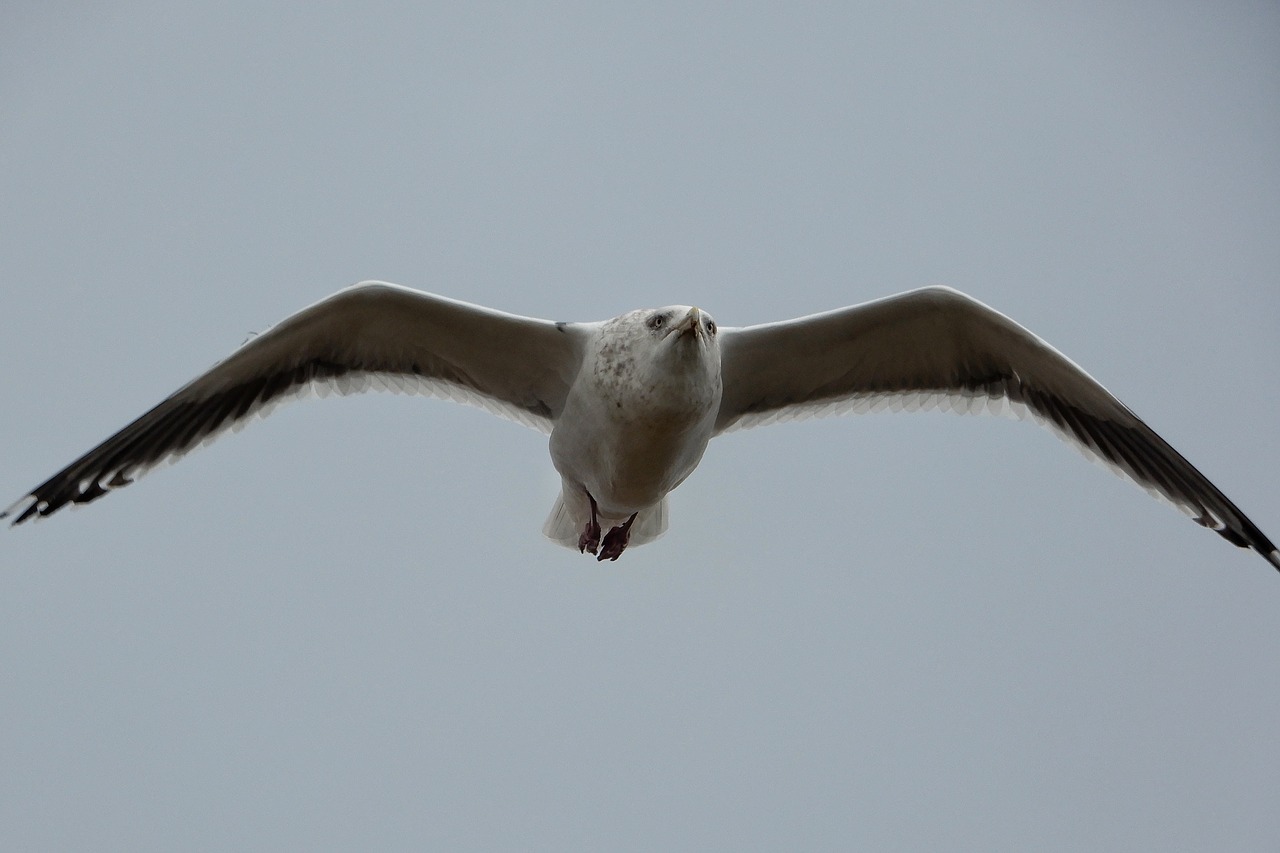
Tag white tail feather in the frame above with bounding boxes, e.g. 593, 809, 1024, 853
542, 493, 669, 550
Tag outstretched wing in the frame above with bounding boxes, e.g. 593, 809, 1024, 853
5, 282, 585, 523
716, 286, 1278, 570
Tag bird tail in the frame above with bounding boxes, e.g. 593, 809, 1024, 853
542, 494, 669, 550
628, 499, 669, 546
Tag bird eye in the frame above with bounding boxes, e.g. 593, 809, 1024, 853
705, 320, 716, 335
648, 314, 666, 330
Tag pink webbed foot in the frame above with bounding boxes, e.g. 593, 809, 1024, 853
578, 492, 601, 556
597, 512, 638, 562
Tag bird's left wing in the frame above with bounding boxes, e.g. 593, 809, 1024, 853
5, 282, 585, 523
715, 286, 1278, 569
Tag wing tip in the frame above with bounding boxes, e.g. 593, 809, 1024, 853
1, 495, 40, 526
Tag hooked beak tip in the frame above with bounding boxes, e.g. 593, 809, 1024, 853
680, 307, 702, 336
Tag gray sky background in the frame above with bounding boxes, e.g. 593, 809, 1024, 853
2, 3, 1278, 849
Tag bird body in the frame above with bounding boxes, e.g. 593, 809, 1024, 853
5, 281, 1276, 569
547, 306, 722, 554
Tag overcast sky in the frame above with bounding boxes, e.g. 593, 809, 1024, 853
2, 3, 1278, 850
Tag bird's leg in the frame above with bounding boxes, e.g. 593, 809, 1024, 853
578, 491, 602, 556
597, 512, 638, 562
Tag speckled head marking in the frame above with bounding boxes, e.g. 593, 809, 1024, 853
590, 305, 722, 415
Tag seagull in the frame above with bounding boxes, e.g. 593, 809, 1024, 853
4, 281, 1276, 568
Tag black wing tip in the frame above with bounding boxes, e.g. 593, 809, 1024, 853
2, 495, 40, 526
1212, 524, 1280, 573
3, 475, 127, 526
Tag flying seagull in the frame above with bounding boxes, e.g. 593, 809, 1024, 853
4, 282, 1276, 568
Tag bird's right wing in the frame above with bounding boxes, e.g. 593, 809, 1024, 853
5, 282, 587, 523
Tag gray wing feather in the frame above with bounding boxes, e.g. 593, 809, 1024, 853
716, 286, 1278, 569
4, 282, 585, 523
